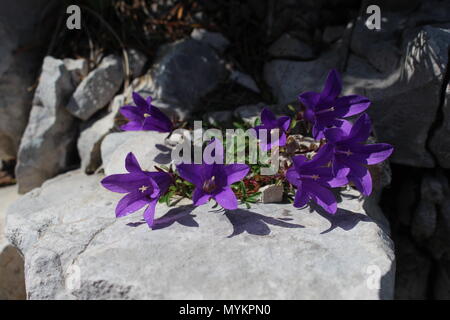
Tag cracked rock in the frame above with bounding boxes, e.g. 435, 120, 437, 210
67, 55, 124, 121
15, 56, 78, 194
6, 170, 394, 299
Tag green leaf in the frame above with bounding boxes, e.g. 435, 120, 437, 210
288, 104, 297, 113
290, 118, 297, 130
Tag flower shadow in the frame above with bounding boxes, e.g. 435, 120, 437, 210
153, 144, 172, 165
308, 203, 371, 234
224, 209, 304, 238
126, 205, 198, 230
152, 205, 198, 230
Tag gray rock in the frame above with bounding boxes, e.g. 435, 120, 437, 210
203, 110, 233, 127
234, 103, 266, 125
346, 26, 449, 167
15, 56, 77, 194
259, 185, 283, 203
268, 33, 314, 60
411, 200, 437, 241
191, 28, 230, 53
395, 235, 431, 299
63, 58, 88, 86
229, 70, 260, 93
142, 39, 226, 120
322, 25, 345, 44
350, 12, 404, 74
434, 258, 450, 299
6, 170, 394, 299
127, 49, 148, 79
67, 55, 124, 120
101, 131, 170, 176
0, 0, 58, 160
265, 48, 341, 104
430, 83, 450, 168
78, 94, 124, 174
0, 185, 25, 300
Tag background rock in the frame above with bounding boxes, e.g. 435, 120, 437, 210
0, 185, 24, 300
143, 39, 227, 120
268, 33, 315, 60
101, 131, 170, 176
6, 171, 394, 300
15, 57, 77, 194
191, 28, 230, 53
77, 94, 124, 174
0, 0, 58, 160
67, 55, 124, 121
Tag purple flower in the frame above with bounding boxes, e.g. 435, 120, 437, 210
176, 140, 249, 210
298, 69, 370, 140
120, 92, 173, 132
101, 152, 172, 227
324, 113, 394, 196
286, 144, 348, 214
253, 107, 291, 151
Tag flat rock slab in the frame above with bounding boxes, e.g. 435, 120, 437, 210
6, 171, 394, 300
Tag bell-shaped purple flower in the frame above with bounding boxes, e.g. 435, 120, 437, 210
120, 92, 173, 132
176, 140, 249, 210
101, 152, 172, 227
286, 144, 348, 214
253, 107, 291, 151
324, 113, 394, 196
298, 69, 370, 140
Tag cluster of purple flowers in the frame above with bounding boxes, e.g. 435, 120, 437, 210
101, 69, 393, 227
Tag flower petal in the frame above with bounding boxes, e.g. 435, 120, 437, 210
320, 69, 342, 102
192, 187, 211, 206
347, 113, 372, 143
120, 121, 143, 131
307, 182, 337, 214
214, 187, 238, 210
142, 116, 172, 133
277, 116, 291, 132
115, 192, 148, 217
222, 164, 250, 185
334, 95, 370, 118
176, 164, 205, 186
120, 106, 144, 122
101, 173, 147, 193
146, 172, 172, 194
293, 184, 309, 208
143, 199, 158, 227
349, 165, 372, 196
132, 92, 148, 109
298, 91, 321, 109
353, 143, 394, 165
125, 152, 142, 173
260, 107, 277, 127
286, 167, 301, 187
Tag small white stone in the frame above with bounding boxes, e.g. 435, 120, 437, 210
259, 184, 284, 203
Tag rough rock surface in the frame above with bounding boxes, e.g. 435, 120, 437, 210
101, 131, 170, 176
430, 82, 450, 168
78, 94, 124, 174
15, 57, 77, 194
345, 26, 450, 168
6, 170, 394, 300
0, 185, 25, 299
0, 0, 58, 160
268, 33, 315, 60
265, 48, 341, 104
67, 55, 124, 121
191, 28, 230, 53
142, 39, 227, 120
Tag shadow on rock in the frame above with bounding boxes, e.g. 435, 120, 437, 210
225, 209, 304, 238
309, 203, 371, 234
126, 205, 198, 230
